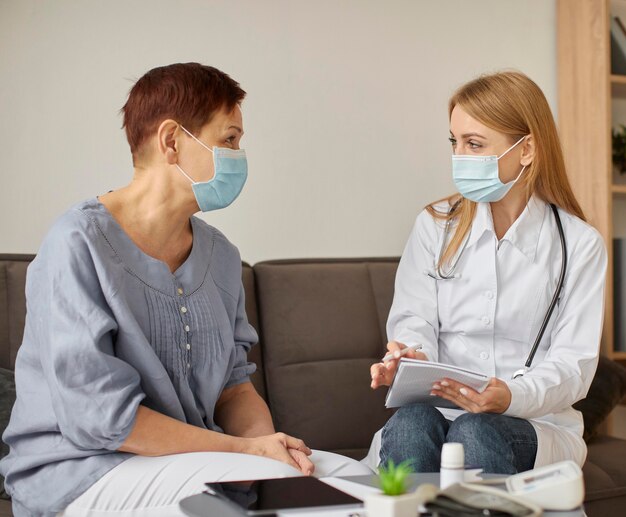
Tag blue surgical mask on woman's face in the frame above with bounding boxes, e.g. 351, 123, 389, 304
452, 135, 528, 203
175, 126, 248, 212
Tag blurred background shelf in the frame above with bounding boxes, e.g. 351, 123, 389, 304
558, 0, 626, 374
612, 74, 626, 96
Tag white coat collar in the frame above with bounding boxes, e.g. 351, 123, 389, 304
465, 196, 547, 262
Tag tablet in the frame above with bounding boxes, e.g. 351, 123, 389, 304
204, 476, 363, 515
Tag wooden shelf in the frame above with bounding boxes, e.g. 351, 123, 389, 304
611, 74, 626, 84
558, 0, 616, 358
560, 0, 626, 421
613, 184, 626, 194
611, 75, 626, 97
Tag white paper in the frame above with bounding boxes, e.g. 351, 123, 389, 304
320, 477, 381, 500
464, 468, 485, 482
385, 359, 489, 409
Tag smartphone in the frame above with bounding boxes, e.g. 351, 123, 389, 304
203, 476, 363, 515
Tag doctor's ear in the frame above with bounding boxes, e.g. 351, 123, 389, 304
156, 119, 181, 165
520, 135, 536, 167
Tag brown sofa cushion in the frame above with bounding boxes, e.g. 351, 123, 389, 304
242, 263, 267, 401
254, 258, 399, 459
0, 255, 33, 371
583, 435, 626, 502
0, 368, 15, 500
573, 356, 626, 441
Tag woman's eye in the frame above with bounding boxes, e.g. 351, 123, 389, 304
468, 141, 481, 149
448, 137, 457, 147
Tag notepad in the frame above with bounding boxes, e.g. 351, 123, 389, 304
385, 358, 490, 409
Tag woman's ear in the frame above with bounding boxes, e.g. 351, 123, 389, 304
156, 120, 181, 165
520, 135, 535, 167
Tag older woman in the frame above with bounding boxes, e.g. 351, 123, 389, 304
1, 63, 370, 517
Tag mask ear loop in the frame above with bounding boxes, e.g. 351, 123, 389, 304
508, 165, 527, 185
497, 135, 527, 159
176, 125, 217, 184
180, 125, 215, 154
500, 135, 529, 186
175, 164, 197, 185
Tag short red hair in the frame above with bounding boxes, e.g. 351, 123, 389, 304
121, 63, 246, 159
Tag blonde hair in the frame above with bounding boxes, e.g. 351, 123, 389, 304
428, 71, 585, 268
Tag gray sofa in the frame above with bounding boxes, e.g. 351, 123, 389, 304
1, 254, 626, 516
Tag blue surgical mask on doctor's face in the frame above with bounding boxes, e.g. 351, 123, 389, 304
175, 126, 248, 212
452, 135, 527, 203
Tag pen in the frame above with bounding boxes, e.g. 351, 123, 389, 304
381, 344, 423, 362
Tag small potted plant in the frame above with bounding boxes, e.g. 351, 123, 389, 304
365, 459, 420, 517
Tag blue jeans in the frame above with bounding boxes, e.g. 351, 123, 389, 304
379, 403, 537, 474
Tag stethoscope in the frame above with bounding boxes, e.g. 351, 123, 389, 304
425, 201, 567, 379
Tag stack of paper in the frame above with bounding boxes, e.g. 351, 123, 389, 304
385, 359, 489, 409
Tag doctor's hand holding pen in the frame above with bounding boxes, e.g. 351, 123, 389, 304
369, 341, 427, 389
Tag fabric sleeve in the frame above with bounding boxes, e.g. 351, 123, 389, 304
29, 217, 145, 450
225, 282, 258, 388
504, 226, 607, 419
387, 210, 441, 362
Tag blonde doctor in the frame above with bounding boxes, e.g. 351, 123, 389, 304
368, 71, 607, 474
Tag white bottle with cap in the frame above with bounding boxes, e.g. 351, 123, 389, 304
440, 442, 465, 489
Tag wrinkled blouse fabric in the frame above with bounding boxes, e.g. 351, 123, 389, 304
0, 198, 257, 516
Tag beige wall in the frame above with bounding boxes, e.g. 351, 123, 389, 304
0, 0, 556, 263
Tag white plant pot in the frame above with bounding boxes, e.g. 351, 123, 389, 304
364, 491, 420, 517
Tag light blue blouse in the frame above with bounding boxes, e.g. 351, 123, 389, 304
0, 198, 258, 516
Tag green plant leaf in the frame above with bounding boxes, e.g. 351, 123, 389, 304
377, 459, 414, 496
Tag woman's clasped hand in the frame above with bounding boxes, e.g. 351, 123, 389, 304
240, 433, 314, 475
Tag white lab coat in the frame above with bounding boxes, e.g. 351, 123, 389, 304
365, 196, 607, 470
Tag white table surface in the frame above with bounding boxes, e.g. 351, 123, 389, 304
179, 473, 586, 517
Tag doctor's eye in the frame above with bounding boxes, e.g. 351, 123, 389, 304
448, 137, 457, 147
468, 140, 482, 150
